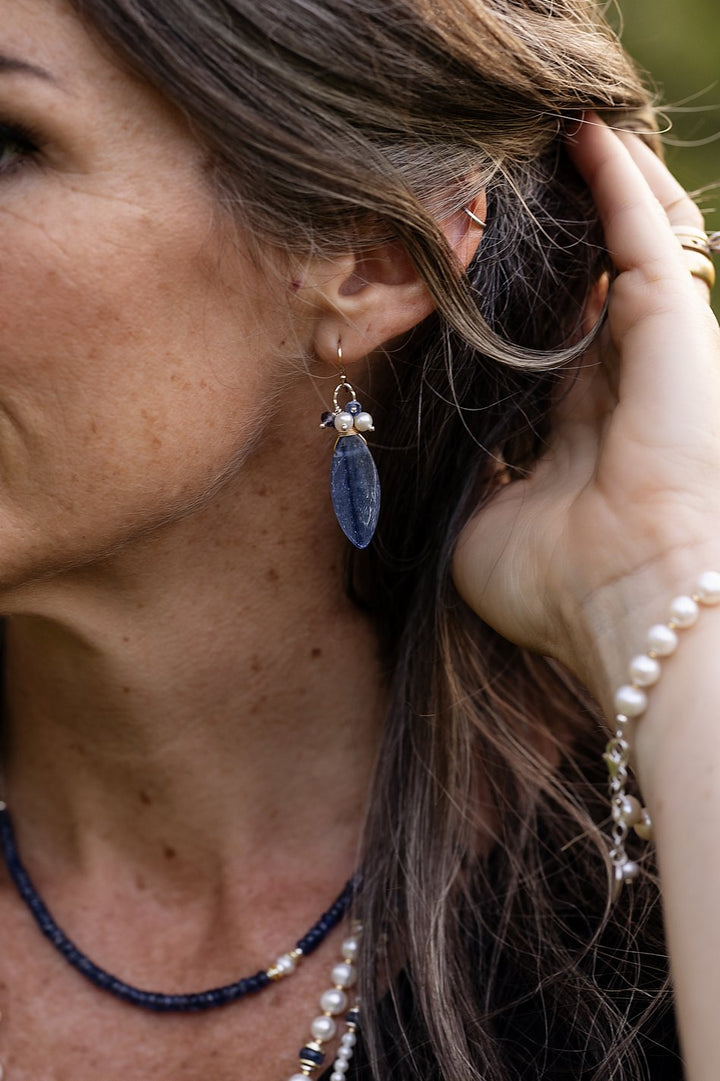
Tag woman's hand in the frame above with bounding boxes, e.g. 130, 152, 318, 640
453, 115, 720, 706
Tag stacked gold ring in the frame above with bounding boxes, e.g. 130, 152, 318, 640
672, 225, 717, 290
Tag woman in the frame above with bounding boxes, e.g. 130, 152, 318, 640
0, 0, 718, 1077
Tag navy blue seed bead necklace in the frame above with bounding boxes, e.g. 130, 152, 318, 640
0, 802, 355, 1013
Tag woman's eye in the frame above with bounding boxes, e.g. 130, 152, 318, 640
0, 122, 41, 175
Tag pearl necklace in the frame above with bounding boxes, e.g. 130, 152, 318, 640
289, 925, 361, 1081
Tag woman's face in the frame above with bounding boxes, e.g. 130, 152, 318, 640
0, 0, 300, 591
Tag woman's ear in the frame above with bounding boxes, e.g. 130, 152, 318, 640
306, 196, 486, 365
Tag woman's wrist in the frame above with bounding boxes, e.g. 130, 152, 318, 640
566, 537, 720, 713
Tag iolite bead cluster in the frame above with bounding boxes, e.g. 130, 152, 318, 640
320, 399, 375, 436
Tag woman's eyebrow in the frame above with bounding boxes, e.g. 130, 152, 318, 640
0, 52, 64, 88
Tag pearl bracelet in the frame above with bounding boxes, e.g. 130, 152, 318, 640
605, 570, 720, 897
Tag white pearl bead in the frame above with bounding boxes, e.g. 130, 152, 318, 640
341, 1031, 357, 1047
628, 654, 661, 687
331, 1072, 346, 1081
620, 860, 640, 881
332, 1063, 349, 1076
332, 961, 357, 988
337, 1046, 353, 1062
274, 952, 297, 976
669, 594, 699, 627
696, 570, 720, 605
634, 809, 653, 841
311, 1015, 337, 1042
646, 623, 678, 656
615, 794, 643, 826
320, 988, 348, 1015
353, 411, 374, 432
290, 1075, 308, 1081
341, 935, 359, 961
334, 411, 354, 433
613, 684, 647, 719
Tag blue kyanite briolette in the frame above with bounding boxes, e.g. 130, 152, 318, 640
330, 435, 380, 549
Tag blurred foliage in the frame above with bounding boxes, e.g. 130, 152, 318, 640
617, 0, 719, 314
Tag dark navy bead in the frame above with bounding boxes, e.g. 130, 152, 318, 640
345, 400, 362, 415
320, 411, 336, 428
330, 435, 381, 549
298, 932, 321, 954
299, 1046, 325, 1067
346, 1008, 360, 1026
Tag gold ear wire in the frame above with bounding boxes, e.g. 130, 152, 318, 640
336, 338, 347, 383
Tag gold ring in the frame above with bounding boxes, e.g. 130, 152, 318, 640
671, 225, 709, 241
683, 250, 716, 290
679, 236, 712, 256
672, 225, 712, 257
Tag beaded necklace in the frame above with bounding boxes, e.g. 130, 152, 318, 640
0, 800, 362, 1079
0, 801, 353, 1012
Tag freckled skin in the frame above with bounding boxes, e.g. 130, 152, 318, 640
0, 0, 299, 592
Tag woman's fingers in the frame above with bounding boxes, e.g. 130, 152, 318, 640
617, 130, 704, 230
566, 115, 720, 439
617, 131, 711, 302
567, 115, 690, 278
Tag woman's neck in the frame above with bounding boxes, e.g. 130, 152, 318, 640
0, 458, 384, 903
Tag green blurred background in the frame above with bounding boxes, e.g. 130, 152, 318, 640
619, 0, 719, 314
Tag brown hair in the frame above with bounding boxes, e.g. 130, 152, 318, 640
70, 0, 677, 1077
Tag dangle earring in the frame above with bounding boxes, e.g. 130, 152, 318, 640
319, 341, 381, 549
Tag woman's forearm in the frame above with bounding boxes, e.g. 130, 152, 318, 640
626, 611, 720, 1081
